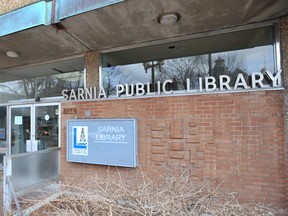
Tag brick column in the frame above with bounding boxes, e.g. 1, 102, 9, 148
85, 51, 100, 89
281, 16, 288, 87
280, 15, 288, 207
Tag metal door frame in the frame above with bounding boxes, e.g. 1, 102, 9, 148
4, 102, 61, 214
7, 102, 60, 156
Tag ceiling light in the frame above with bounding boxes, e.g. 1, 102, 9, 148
6, 51, 21, 58
158, 12, 180, 25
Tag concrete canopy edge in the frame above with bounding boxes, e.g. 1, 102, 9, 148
0, 0, 125, 37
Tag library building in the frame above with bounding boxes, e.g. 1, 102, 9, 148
1, 0, 288, 213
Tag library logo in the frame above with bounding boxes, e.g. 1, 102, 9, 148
72, 126, 88, 156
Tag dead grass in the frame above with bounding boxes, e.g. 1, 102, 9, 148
8, 168, 287, 216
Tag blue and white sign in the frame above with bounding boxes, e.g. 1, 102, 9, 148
67, 119, 138, 167
72, 126, 88, 156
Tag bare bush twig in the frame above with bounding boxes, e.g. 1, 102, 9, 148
8, 168, 287, 216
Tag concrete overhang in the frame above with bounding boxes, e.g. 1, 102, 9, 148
0, 0, 288, 76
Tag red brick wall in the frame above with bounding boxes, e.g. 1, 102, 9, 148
61, 90, 287, 207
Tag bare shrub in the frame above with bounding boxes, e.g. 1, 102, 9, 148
10, 168, 287, 216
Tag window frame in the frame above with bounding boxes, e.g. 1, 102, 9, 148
99, 20, 282, 95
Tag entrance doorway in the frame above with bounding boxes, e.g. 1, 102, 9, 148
9, 103, 60, 155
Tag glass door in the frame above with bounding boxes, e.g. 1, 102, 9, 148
10, 106, 31, 154
9, 103, 59, 155
35, 105, 59, 149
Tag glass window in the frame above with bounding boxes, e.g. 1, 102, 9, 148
36, 71, 84, 98
101, 25, 277, 95
0, 57, 84, 103
0, 71, 84, 103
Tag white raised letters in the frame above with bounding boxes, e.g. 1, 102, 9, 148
62, 71, 282, 100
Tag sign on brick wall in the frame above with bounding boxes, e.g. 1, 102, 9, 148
66, 119, 138, 167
